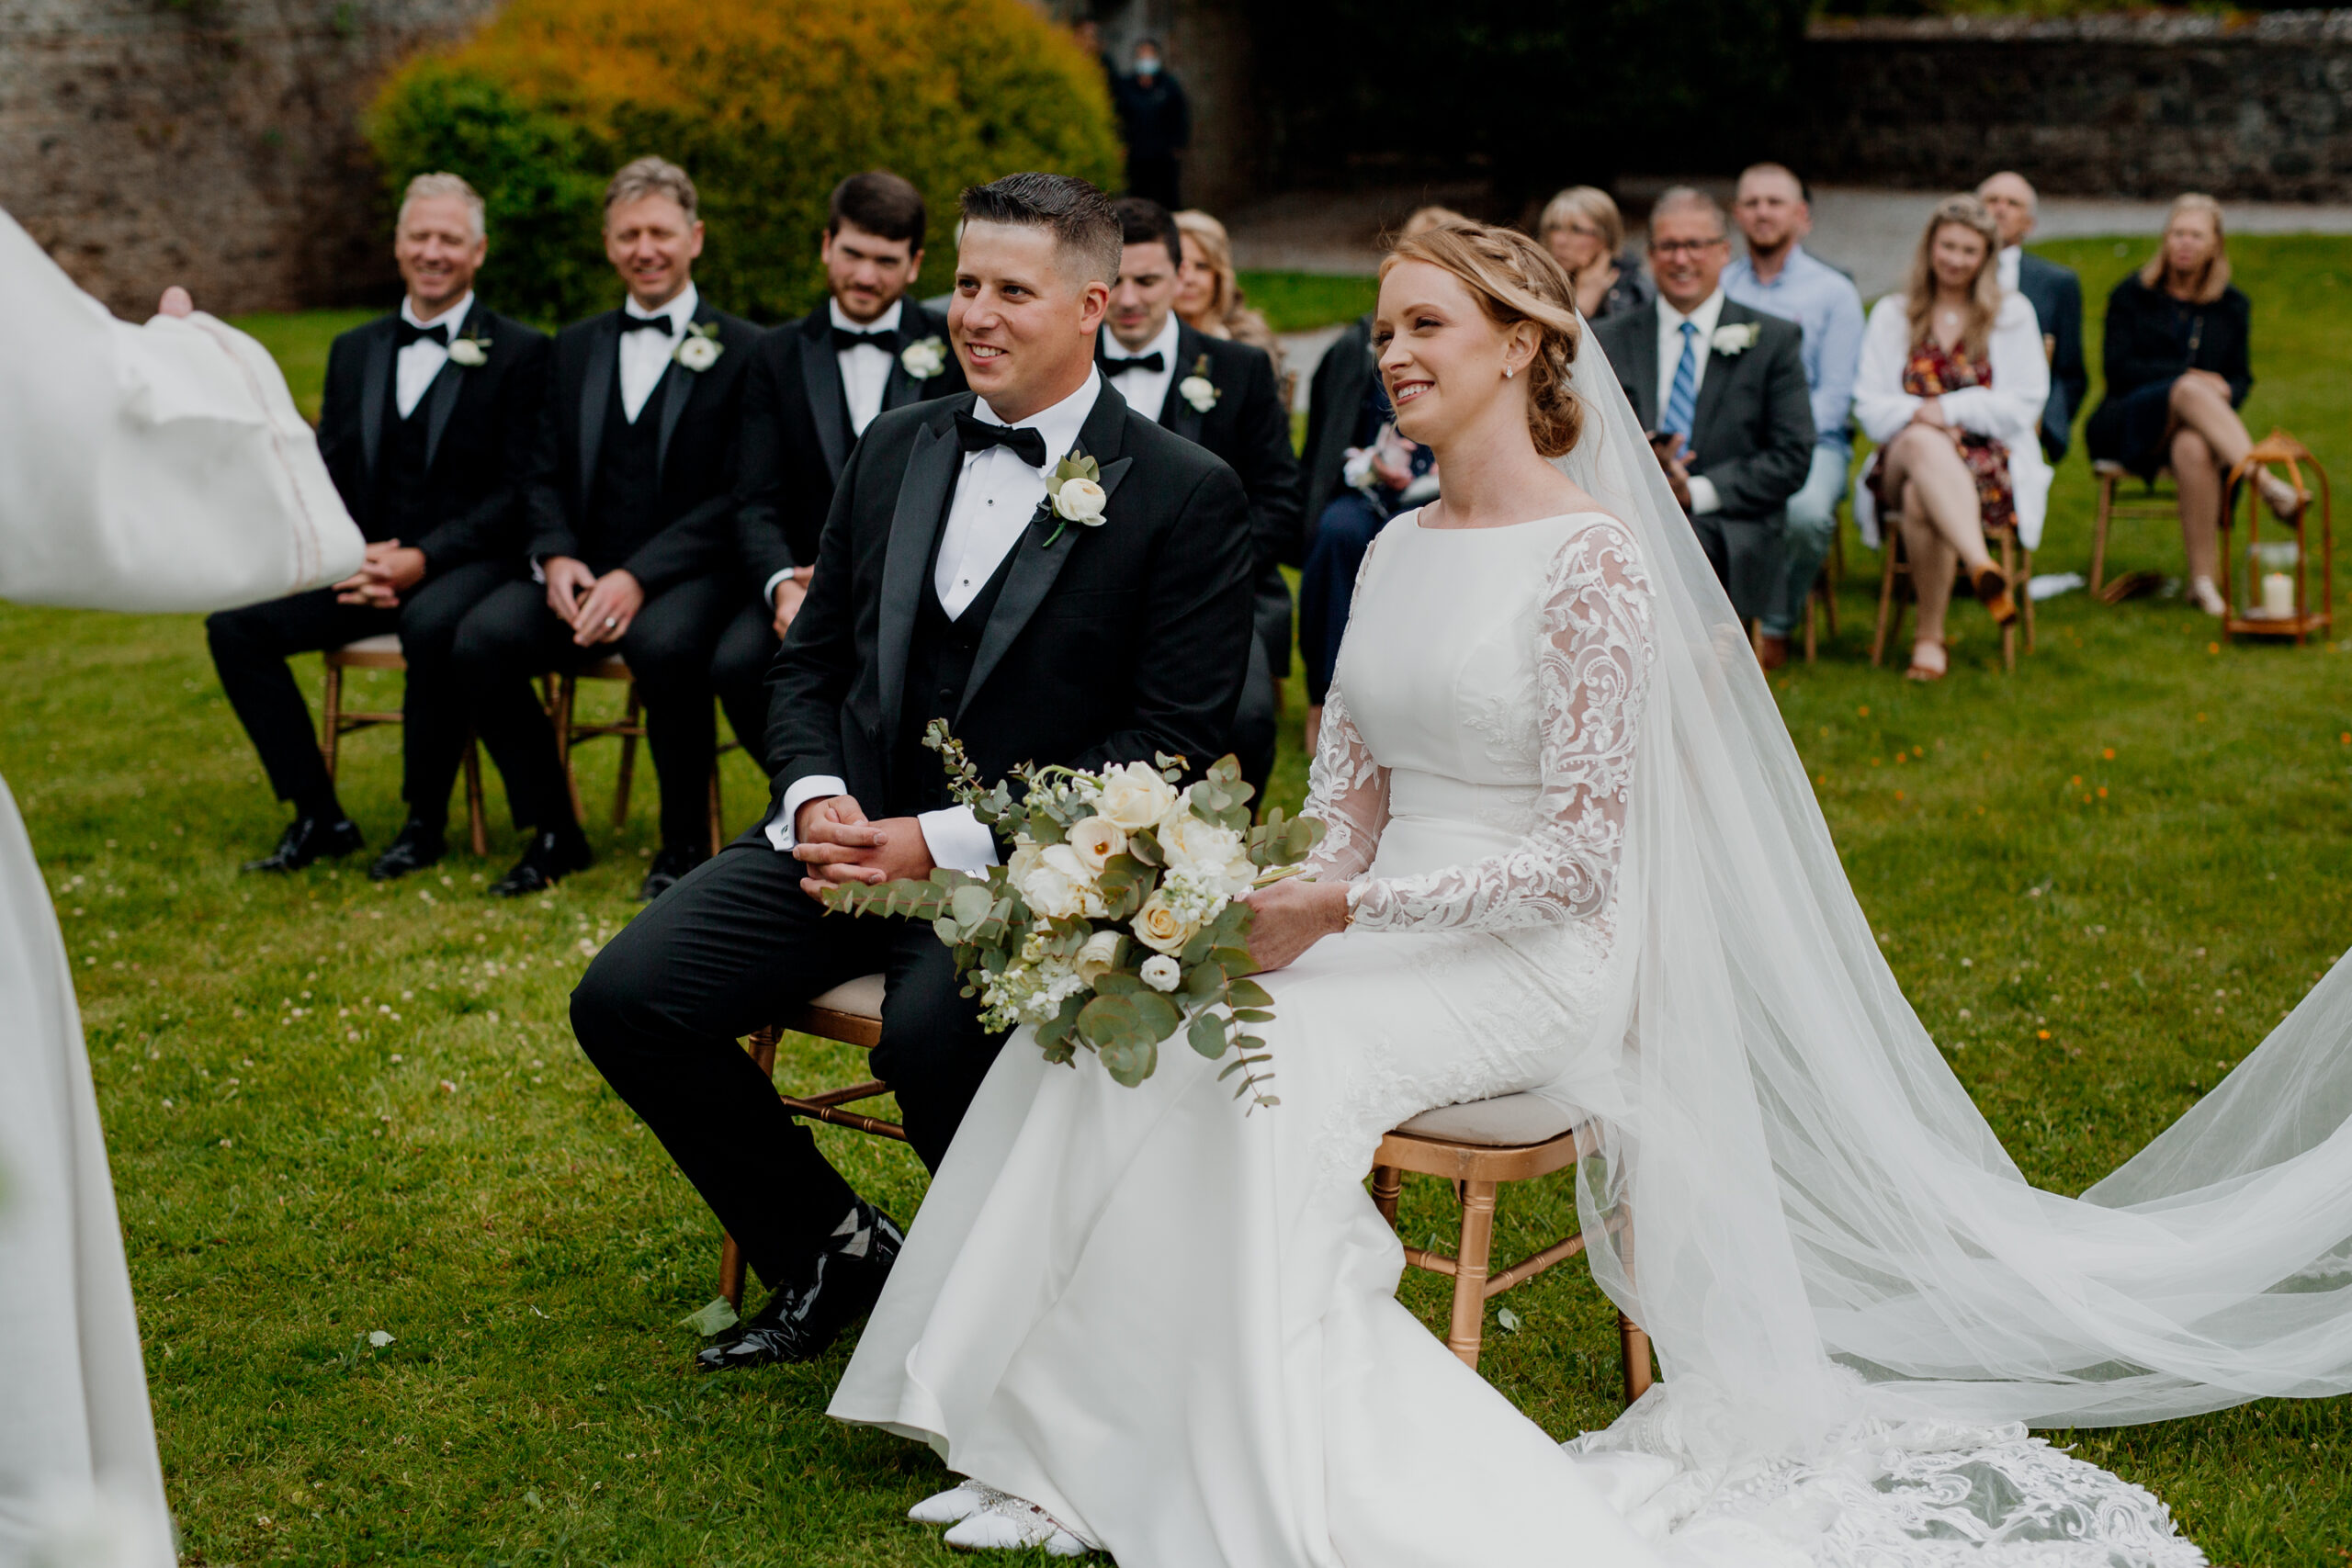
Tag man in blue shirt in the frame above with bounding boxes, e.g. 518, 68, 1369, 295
1724, 163, 1864, 670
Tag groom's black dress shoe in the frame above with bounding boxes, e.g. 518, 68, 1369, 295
489, 827, 593, 897
696, 1200, 904, 1371
639, 845, 706, 902
368, 819, 446, 882
241, 816, 364, 874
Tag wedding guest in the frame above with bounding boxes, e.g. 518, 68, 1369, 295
1114, 38, 1191, 209
1723, 162, 1865, 670
1102, 197, 1300, 799
450, 157, 759, 897
207, 173, 548, 878
1538, 186, 1653, 321
1171, 209, 1281, 375
2085, 194, 2294, 618
1977, 171, 2087, 464
1591, 186, 1813, 628
1853, 195, 2049, 681
718, 172, 967, 769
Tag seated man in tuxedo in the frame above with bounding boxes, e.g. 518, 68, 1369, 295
571, 172, 1254, 1370
1978, 170, 2086, 464
1592, 186, 1814, 628
207, 172, 547, 878
717, 170, 967, 763
450, 156, 758, 900
1100, 196, 1298, 799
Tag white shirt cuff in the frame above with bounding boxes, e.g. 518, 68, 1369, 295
765, 774, 849, 851
1687, 475, 1722, 515
918, 806, 1001, 874
762, 568, 796, 604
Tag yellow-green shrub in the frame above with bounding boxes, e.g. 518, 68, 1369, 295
367, 0, 1124, 324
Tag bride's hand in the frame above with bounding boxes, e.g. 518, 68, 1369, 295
1241, 877, 1351, 973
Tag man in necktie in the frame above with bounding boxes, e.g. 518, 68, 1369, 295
570, 173, 1253, 1371
1593, 186, 1815, 630
448, 157, 760, 898
206, 173, 548, 877
720, 172, 967, 780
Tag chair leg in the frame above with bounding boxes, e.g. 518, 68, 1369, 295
719, 1233, 748, 1312
707, 755, 724, 860
462, 736, 490, 857
2090, 477, 2113, 595
1445, 1179, 1498, 1369
2020, 546, 2036, 657
1371, 1165, 1403, 1229
1803, 581, 1817, 663
1823, 523, 1842, 637
1871, 533, 1901, 667
320, 661, 343, 775
552, 674, 587, 827
2000, 534, 2018, 675
1619, 1313, 1655, 1404
613, 683, 642, 829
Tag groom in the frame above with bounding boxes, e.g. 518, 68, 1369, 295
570, 172, 1255, 1370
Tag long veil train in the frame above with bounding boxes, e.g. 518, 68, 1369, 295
1540, 333, 2350, 1552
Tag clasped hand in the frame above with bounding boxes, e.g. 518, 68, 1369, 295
772, 566, 815, 640
334, 540, 428, 607
1648, 432, 1695, 512
544, 557, 644, 646
793, 794, 934, 900
1240, 876, 1351, 974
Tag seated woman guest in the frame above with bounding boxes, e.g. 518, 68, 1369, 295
1539, 186, 1652, 321
1854, 194, 2049, 681
1170, 209, 1282, 376
2085, 193, 2297, 617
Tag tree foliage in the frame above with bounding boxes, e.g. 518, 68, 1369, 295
366, 0, 1124, 325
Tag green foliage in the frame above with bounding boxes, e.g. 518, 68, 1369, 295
365, 0, 1125, 326
1238, 271, 1382, 334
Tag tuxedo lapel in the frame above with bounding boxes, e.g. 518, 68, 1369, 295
876, 416, 961, 749
1691, 302, 1744, 451
879, 314, 923, 414
359, 321, 392, 477
578, 314, 618, 500
654, 300, 713, 484
421, 300, 474, 472
1623, 305, 1660, 432
1159, 323, 1206, 444
800, 310, 852, 482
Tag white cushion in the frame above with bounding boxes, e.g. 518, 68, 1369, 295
1395, 1092, 1582, 1147
2091, 459, 2128, 478
337, 634, 402, 656
809, 973, 887, 1021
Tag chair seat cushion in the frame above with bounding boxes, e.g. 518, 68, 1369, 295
809, 973, 887, 1021
337, 634, 403, 656
1395, 1092, 1582, 1147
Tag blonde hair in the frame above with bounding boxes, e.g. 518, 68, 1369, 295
1904, 194, 2003, 359
1173, 210, 1280, 368
1381, 222, 1584, 458
605, 156, 698, 220
1538, 186, 1625, 260
2141, 193, 2232, 305
1399, 205, 1471, 240
398, 172, 485, 241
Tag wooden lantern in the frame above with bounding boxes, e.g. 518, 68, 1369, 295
2220, 431, 2331, 645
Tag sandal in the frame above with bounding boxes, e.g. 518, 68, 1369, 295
1905, 641, 1948, 682
2259, 471, 2309, 523
1972, 565, 2018, 626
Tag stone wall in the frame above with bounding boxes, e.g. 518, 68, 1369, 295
0, 0, 499, 317
1799, 12, 2352, 201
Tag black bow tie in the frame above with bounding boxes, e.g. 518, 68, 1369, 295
832, 325, 896, 353
953, 412, 1049, 468
1102, 350, 1166, 376
395, 319, 451, 349
620, 312, 677, 336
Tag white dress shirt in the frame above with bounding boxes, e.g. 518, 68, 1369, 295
395, 291, 472, 419
1657, 289, 1727, 516
1997, 245, 2022, 295
831, 296, 901, 437
618, 281, 698, 423
1101, 312, 1181, 423
766, 369, 1105, 873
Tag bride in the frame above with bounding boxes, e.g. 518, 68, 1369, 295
831, 223, 2349, 1564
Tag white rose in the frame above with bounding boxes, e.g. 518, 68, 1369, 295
447, 337, 487, 367
1007, 842, 1045, 886
1052, 477, 1108, 525
1096, 761, 1178, 831
1132, 889, 1198, 954
1159, 806, 1254, 894
1074, 929, 1124, 985
1041, 842, 1108, 918
676, 333, 722, 371
1067, 815, 1127, 875
900, 336, 946, 379
1709, 323, 1756, 356
1179, 375, 1218, 412
1020, 848, 1086, 919
1139, 954, 1182, 992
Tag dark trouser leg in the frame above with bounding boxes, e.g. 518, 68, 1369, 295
206, 588, 392, 816
395, 560, 513, 831
1298, 492, 1384, 705
872, 924, 1008, 1171
1231, 637, 1277, 805
710, 598, 779, 773
571, 843, 880, 1288
451, 580, 580, 831
1693, 514, 1783, 627
619, 575, 734, 855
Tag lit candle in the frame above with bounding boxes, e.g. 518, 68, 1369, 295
2262, 570, 2297, 618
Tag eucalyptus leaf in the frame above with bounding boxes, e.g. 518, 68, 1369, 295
680, 1298, 739, 1336
1226, 978, 1273, 1010
1130, 989, 1182, 1042
1188, 1010, 1230, 1059
1078, 993, 1142, 1048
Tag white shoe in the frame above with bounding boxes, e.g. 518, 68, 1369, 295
2190, 576, 2228, 617
941, 1490, 1093, 1555
2260, 471, 2308, 522
909, 1480, 1002, 1525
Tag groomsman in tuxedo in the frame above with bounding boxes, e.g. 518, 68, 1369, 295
571, 173, 1254, 1369
1099, 196, 1299, 799
1593, 186, 1814, 626
208, 173, 548, 878
1978, 171, 2087, 463
716, 171, 967, 763
450, 157, 758, 900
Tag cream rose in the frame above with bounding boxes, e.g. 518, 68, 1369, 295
1159, 806, 1254, 895
447, 337, 487, 367
1019, 844, 1090, 919
1139, 953, 1182, 992
1132, 889, 1198, 954
1074, 929, 1125, 985
1052, 476, 1108, 524
1067, 814, 1127, 875
676, 333, 722, 371
1096, 761, 1178, 831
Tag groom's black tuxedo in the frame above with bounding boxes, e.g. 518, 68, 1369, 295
571, 377, 1255, 1293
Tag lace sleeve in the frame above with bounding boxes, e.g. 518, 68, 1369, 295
1301, 551, 1390, 884
1349, 518, 1655, 932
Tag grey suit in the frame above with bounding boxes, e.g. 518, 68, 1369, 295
1591, 298, 1815, 624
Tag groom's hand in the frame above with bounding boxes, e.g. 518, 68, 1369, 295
794, 795, 935, 897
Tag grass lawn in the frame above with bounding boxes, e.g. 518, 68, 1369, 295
6, 233, 2346, 1562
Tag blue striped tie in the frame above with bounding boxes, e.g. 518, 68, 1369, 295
1660, 320, 1700, 441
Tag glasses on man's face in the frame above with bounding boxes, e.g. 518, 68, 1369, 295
1651, 236, 1727, 259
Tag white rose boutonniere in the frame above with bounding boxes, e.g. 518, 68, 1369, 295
1710, 321, 1760, 356
447, 331, 489, 368
675, 320, 724, 372
900, 335, 948, 380
1040, 452, 1107, 545
1178, 352, 1221, 413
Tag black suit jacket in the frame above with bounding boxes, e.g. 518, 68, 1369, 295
1592, 299, 1815, 528
313, 301, 549, 571
1300, 313, 1375, 547
733, 299, 967, 589
526, 296, 761, 594
760, 383, 1255, 825
2016, 251, 2087, 463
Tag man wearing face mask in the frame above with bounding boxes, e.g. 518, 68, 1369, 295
1114, 38, 1191, 209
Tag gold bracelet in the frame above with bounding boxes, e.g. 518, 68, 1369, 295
1340, 884, 1358, 932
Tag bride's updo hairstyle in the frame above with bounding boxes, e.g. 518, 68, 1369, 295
1380, 222, 1586, 458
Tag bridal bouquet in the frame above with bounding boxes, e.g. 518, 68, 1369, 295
820, 724, 1324, 1109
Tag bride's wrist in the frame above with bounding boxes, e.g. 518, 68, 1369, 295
1329, 882, 1358, 934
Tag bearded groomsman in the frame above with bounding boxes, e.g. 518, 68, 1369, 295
208, 173, 548, 879
451, 157, 758, 899
1100, 196, 1299, 799
716, 171, 967, 763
